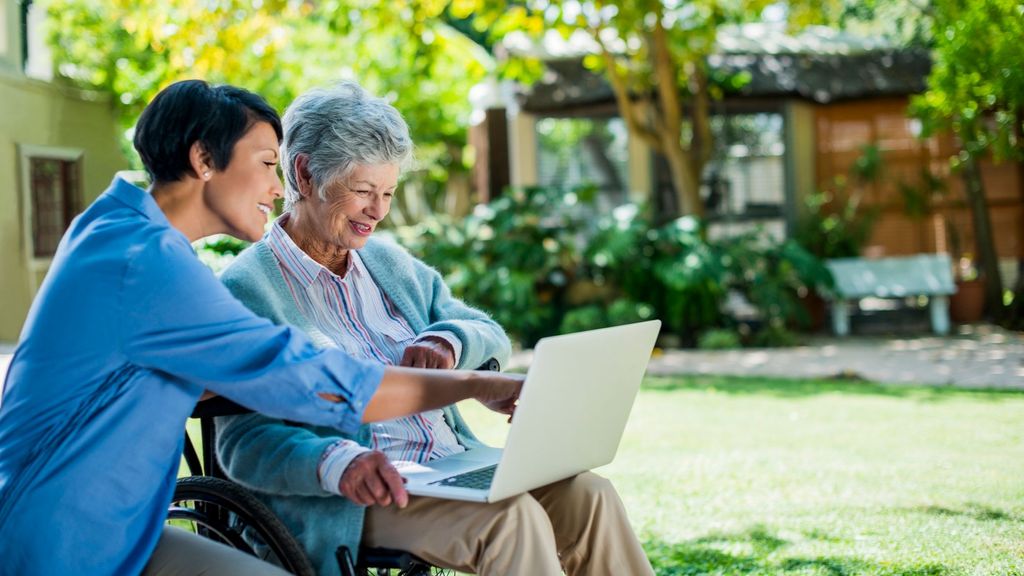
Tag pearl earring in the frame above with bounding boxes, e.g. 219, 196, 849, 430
203, 171, 210, 179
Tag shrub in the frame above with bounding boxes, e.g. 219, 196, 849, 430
698, 328, 742, 350
397, 186, 591, 346
399, 186, 832, 348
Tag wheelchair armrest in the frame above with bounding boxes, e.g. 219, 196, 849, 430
190, 396, 250, 419
477, 357, 501, 372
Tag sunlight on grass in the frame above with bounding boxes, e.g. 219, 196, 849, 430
458, 376, 1024, 575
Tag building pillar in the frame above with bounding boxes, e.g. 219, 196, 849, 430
508, 109, 537, 189
626, 134, 652, 204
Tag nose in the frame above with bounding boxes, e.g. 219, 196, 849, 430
270, 177, 284, 200
364, 193, 386, 221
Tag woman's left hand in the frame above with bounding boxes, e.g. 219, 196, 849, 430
400, 337, 456, 370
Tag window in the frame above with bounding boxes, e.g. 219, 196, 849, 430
20, 146, 84, 260
536, 116, 630, 209
703, 112, 787, 221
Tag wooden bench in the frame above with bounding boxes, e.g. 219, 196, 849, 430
826, 254, 956, 336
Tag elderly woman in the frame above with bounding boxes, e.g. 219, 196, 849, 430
216, 81, 654, 576
0, 80, 520, 576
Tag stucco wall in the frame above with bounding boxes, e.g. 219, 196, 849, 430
785, 100, 817, 225
0, 72, 127, 341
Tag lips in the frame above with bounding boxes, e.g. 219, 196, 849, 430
349, 221, 373, 236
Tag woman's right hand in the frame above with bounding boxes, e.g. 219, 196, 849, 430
473, 371, 524, 416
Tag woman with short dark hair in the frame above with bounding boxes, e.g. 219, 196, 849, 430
0, 79, 521, 576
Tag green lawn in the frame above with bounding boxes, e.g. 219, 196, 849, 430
457, 376, 1024, 576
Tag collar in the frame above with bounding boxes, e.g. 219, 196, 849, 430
266, 214, 361, 289
105, 175, 172, 227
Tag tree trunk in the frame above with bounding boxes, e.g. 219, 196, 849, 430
961, 153, 1005, 319
1007, 111, 1024, 330
1005, 262, 1024, 330
663, 141, 704, 219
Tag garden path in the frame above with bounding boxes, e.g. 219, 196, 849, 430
507, 324, 1024, 390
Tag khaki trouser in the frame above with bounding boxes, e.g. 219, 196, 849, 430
142, 526, 290, 576
363, 471, 654, 575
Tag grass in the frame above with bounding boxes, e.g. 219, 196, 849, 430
456, 375, 1024, 576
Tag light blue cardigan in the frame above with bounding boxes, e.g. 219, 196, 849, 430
216, 235, 511, 576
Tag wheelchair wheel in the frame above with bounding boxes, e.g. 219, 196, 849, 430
169, 476, 315, 576
338, 545, 454, 576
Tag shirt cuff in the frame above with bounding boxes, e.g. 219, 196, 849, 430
324, 354, 385, 435
416, 331, 463, 367
318, 439, 372, 496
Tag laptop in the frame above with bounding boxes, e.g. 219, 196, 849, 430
400, 319, 661, 503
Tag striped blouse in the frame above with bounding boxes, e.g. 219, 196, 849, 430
265, 218, 466, 494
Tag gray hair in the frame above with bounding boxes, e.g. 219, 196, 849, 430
281, 81, 413, 210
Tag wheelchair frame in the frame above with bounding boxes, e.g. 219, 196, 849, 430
171, 358, 504, 575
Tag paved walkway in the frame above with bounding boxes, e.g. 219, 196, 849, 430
509, 324, 1024, 390
2, 324, 1023, 390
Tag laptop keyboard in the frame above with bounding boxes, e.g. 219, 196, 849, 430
429, 464, 498, 489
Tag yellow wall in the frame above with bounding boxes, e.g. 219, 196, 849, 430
508, 111, 538, 188
0, 72, 127, 341
785, 101, 818, 211
627, 135, 652, 204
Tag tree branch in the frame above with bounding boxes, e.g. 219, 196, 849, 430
651, 6, 682, 134
590, 24, 663, 154
689, 61, 713, 167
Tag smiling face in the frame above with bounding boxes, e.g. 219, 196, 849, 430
202, 121, 283, 242
297, 162, 399, 254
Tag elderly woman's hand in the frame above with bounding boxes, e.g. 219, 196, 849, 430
400, 337, 456, 370
339, 450, 408, 508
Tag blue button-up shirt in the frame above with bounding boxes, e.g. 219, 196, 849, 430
0, 177, 384, 575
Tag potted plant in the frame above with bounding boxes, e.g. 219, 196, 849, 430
791, 186, 877, 331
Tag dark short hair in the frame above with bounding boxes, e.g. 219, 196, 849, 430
133, 80, 283, 183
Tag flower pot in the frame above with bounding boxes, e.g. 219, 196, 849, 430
950, 279, 986, 323
796, 290, 828, 332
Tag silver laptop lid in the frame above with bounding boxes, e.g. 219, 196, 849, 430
488, 320, 661, 501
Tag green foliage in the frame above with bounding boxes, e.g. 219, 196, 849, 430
559, 300, 657, 335
558, 305, 608, 335
396, 186, 589, 345
911, 0, 1024, 164
399, 186, 831, 347
45, 0, 488, 215
456, 0, 775, 218
793, 189, 877, 261
697, 328, 742, 350
200, 235, 248, 256
718, 232, 834, 332
749, 322, 799, 348
791, 142, 882, 262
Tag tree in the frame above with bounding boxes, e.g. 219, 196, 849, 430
45, 0, 490, 220
805, 0, 1023, 324
458, 0, 774, 221
910, 0, 1024, 322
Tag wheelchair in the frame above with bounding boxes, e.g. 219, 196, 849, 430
167, 357, 505, 575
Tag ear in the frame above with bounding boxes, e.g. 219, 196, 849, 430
188, 142, 213, 181
293, 154, 315, 199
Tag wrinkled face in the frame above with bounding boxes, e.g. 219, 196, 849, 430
304, 163, 399, 251
203, 121, 283, 242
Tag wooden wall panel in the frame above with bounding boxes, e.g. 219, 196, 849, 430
814, 98, 1023, 259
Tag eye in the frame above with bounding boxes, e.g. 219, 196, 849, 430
264, 161, 277, 168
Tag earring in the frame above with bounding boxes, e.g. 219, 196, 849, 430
203, 171, 210, 179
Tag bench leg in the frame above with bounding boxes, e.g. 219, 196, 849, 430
930, 295, 950, 335
830, 300, 850, 336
